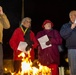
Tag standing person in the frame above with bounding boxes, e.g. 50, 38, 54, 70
0, 6, 10, 75
9, 17, 38, 73
36, 20, 62, 75
60, 10, 76, 75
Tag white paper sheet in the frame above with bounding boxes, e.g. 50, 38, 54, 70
38, 35, 52, 49
74, 19, 76, 24
17, 41, 28, 52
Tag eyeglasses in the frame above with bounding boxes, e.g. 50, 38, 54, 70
26, 20, 31, 23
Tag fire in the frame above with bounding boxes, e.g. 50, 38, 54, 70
4, 68, 7, 72
11, 51, 51, 75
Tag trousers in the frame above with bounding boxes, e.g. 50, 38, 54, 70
68, 49, 76, 75
0, 44, 3, 75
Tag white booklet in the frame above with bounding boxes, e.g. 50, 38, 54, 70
38, 35, 52, 49
74, 19, 76, 24
17, 41, 28, 52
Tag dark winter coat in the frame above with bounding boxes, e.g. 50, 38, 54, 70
60, 22, 76, 49
36, 29, 62, 66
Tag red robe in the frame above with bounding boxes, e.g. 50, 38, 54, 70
9, 27, 38, 61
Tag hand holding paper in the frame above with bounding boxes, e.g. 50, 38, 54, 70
26, 45, 32, 51
38, 35, 52, 49
46, 40, 51, 45
17, 41, 28, 53
74, 19, 76, 24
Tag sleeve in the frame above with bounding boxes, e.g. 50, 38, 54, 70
60, 23, 73, 39
36, 32, 41, 45
50, 30, 62, 45
31, 31, 38, 49
9, 29, 19, 51
36, 31, 42, 41
0, 13, 10, 29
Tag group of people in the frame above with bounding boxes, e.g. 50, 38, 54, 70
0, 6, 76, 75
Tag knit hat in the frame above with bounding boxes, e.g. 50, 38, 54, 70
42, 20, 54, 28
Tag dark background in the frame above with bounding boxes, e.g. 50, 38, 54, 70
0, 0, 76, 66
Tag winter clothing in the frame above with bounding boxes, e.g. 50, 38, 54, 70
9, 26, 38, 61
46, 40, 51, 45
0, 13, 10, 75
36, 29, 62, 66
0, 13, 10, 43
60, 21, 76, 75
42, 20, 54, 28
60, 22, 76, 49
36, 20, 62, 75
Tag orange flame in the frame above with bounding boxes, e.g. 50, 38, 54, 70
11, 51, 51, 75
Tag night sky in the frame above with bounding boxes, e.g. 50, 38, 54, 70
0, 0, 76, 66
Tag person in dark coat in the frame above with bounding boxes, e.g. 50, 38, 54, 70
36, 20, 62, 75
60, 10, 76, 75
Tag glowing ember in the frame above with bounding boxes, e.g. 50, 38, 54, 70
11, 51, 51, 75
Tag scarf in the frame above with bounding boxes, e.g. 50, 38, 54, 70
21, 25, 33, 47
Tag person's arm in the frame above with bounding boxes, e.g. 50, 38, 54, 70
60, 23, 73, 39
9, 29, 19, 51
31, 31, 38, 49
50, 30, 62, 45
0, 6, 10, 29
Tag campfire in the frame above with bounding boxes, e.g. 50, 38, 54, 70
7, 51, 51, 75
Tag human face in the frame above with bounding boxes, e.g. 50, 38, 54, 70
70, 13, 76, 23
23, 20, 31, 28
44, 23, 52, 30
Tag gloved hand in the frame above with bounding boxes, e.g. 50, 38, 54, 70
26, 45, 32, 51
46, 41, 51, 45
